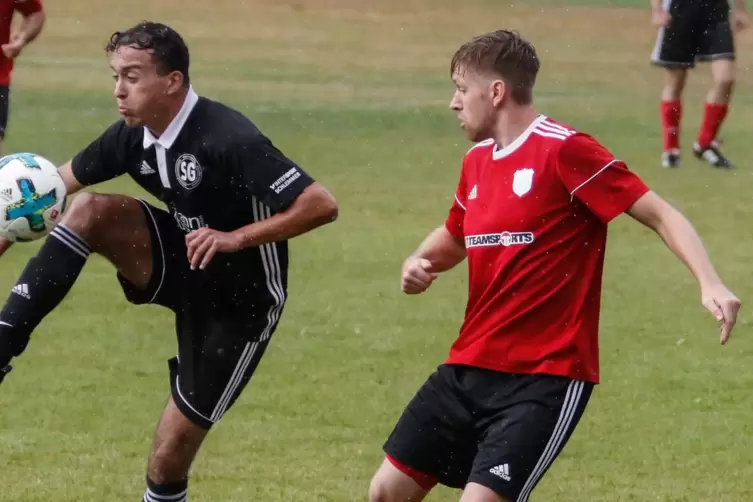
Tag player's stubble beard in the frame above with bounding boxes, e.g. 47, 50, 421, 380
466, 110, 495, 143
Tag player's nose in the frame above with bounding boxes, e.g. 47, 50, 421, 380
113, 82, 127, 99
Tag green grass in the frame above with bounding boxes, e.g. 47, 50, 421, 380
1, 0, 753, 500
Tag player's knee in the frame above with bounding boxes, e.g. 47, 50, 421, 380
663, 70, 686, 99
368, 475, 392, 502
369, 472, 418, 502
713, 75, 734, 95
60, 192, 110, 241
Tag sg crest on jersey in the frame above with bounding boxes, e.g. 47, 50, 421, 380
512, 168, 534, 197
175, 153, 202, 190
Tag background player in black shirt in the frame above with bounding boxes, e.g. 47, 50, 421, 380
0, 22, 338, 502
650, 0, 748, 169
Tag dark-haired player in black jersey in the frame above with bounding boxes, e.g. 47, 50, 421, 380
0, 21, 338, 502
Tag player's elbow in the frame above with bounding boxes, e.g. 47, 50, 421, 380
317, 192, 339, 225
304, 183, 338, 226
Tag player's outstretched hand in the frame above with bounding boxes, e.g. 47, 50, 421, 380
185, 228, 242, 271
0, 237, 12, 259
401, 257, 437, 295
1, 32, 24, 59
651, 8, 671, 26
701, 283, 741, 345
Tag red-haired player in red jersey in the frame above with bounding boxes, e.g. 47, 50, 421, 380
368, 30, 741, 502
0, 0, 45, 155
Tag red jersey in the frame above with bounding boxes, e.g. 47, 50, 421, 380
444, 115, 649, 384
0, 0, 43, 86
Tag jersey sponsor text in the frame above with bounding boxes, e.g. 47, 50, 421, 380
465, 232, 534, 248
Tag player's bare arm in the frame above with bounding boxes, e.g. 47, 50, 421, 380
626, 190, 741, 344
1, 4, 45, 60
185, 182, 338, 270
401, 225, 466, 295
650, 0, 671, 26
0, 160, 85, 258
732, 0, 749, 31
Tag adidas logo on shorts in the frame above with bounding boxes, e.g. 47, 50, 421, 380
489, 463, 511, 481
11, 283, 30, 299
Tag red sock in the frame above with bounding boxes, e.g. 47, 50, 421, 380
697, 102, 728, 148
660, 100, 682, 151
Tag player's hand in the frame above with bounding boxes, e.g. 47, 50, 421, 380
401, 257, 437, 295
701, 283, 741, 345
732, 10, 749, 32
185, 228, 243, 271
651, 8, 671, 27
0, 237, 12, 259
1, 32, 25, 59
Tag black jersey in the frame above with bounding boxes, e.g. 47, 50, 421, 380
71, 87, 315, 307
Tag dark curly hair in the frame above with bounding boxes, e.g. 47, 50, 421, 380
105, 21, 190, 86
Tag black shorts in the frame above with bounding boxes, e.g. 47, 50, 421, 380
383, 364, 594, 500
651, 0, 734, 68
0, 86, 9, 139
118, 200, 285, 429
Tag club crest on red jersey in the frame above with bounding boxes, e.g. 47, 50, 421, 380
512, 168, 534, 197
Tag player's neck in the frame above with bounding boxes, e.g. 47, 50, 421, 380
493, 106, 539, 149
145, 88, 190, 138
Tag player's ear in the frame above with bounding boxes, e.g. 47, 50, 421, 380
490, 79, 506, 107
165, 70, 185, 95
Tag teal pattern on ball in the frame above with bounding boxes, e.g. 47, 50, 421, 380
0, 153, 41, 170
6, 178, 57, 232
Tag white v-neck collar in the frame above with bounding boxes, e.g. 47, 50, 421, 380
491, 115, 546, 160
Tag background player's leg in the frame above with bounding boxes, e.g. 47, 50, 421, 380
692, 13, 735, 168
0, 193, 153, 364
142, 396, 207, 502
369, 458, 431, 502
460, 483, 509, 502
659, 68, 685, 168
693, 59, 734, 167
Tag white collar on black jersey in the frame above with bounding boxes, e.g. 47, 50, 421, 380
492, 114, 546, 160
142, 86, 199, 150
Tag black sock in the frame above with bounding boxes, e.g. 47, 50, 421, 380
0, 224, 90, 360
143, 477, 188, 502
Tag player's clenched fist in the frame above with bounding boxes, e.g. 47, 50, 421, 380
401, 257, 437, 294
186, 227, 242, 271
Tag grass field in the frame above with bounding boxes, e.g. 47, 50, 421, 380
1, 0, 752, 500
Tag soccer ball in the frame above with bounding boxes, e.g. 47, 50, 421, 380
0, 152, 67, 242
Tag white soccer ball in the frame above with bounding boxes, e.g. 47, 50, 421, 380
0, 152, 67, 242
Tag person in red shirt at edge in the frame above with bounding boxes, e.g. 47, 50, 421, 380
0, 0, 45, 155
369, 30, 742, 502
